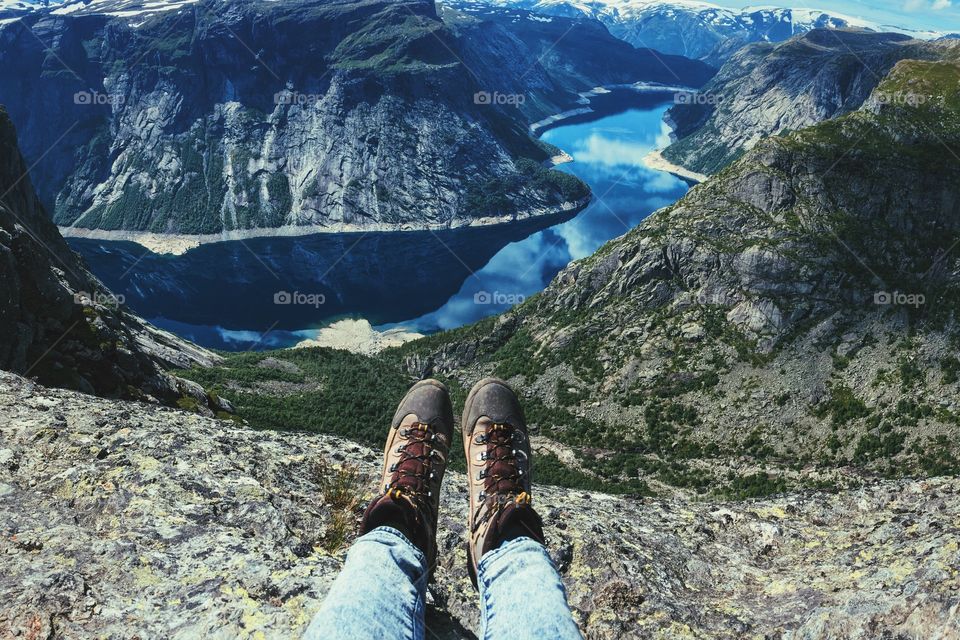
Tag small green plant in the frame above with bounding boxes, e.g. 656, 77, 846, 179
941, 356, 960, 385
311, 460, 365, 553
812, 385, 870, 426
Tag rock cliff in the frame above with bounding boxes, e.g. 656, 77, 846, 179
663, 31, 959, 175
0, 105, 222, 406
0, 0, 711, 237
391, 56, 960, 501
2, 370, 959, 639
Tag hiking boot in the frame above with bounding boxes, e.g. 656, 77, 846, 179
462, 377, 545, 585
359, 379, 454, 571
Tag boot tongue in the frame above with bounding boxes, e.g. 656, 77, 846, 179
481, 500, 546, 558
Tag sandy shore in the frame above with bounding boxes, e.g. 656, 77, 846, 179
545, 150, 574, 167
643, 149, 708, 184
57, 197, 588, 256
294, 319, 423, 355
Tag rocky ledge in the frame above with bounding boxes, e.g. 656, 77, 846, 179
1, 370, 958, 639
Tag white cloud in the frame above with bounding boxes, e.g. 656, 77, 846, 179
904, 0, 953, 10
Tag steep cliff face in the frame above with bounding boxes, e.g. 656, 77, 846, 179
663, 31, 959, 175
0, 0, 710, 237
2, 369, 959, 639
0, 106, 222, 404
393, 57, 960, 500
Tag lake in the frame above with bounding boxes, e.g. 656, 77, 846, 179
69, 90, 690, 350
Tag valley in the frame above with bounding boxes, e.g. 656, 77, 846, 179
0, 0, 959, 638
70, 88, 690, 349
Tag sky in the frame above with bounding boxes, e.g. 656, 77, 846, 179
709, 0, 960, 33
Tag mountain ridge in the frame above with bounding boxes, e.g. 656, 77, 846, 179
449, 0, 945, 65
0, 0, 711, 237
662, 30, 960, 175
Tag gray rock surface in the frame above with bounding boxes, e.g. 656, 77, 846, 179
0, 105, 221, 405
2, 370, 959, 639
663, 31, 960, 175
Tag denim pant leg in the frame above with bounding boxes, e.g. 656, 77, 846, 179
476, 537, 583, 640
303, 526, 428, 640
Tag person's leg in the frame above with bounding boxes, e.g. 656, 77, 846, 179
304, 379, 455, 640
477, 536, 582, 640
460, 378, 583, 640
303, 526, 428, 640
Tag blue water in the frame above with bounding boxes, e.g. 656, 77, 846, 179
69, 92, 689, 350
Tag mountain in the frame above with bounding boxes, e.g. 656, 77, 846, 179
0, 0, 711, 240
440, 1, 714, 120
0, 105, 225, 408
2, 368, 959, 638
450, 0, 944, 65
380, 55, 960, 499
662, 30, 960, 176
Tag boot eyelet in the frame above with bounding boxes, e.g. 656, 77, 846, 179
389, 463, 398, 472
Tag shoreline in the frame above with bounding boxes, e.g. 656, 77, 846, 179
61, 80, 693, 257
59, 198, 589, 256
642, 149, 708, 184
529, 81, 696, 135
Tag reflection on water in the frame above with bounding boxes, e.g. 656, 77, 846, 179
69, 91, 689, 350
401, 101, 688, 332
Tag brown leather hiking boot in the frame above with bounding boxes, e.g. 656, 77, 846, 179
359, 379, 454, 571
462, 377, 545, 585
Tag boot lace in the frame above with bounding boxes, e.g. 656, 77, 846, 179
386, 422, 441, 514
472, 422, 531, 530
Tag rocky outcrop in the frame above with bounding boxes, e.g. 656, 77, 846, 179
395, 57, 960, 499
2, 369, 959, 639
0, 105, 222, 406
0, 0, 711, 237
663, 31, 960, 175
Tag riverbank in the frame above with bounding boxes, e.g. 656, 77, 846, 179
642, 149, 708, 184
59, 196, 590, 256
293, 318, 423, 355
529, 81, 695, 135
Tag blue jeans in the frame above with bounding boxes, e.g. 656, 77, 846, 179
304, 526, 582, 640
